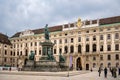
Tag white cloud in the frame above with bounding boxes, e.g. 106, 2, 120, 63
0, 0, 120, 37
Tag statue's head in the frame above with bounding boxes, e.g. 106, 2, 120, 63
46, 24, 48, 27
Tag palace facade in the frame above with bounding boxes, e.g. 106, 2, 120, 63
1, 16, 120, 70
0, 33, 14, 66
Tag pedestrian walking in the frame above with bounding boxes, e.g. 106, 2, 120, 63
98, 67, 101, 77
111, 67, 114, 77
113, 67, 117, 78
104, 67, 108, 78
118, 67, 120, 75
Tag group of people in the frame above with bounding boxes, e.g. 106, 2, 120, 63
98, 67, 120, 78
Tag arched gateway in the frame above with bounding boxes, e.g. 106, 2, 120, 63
76, 57, 82, 70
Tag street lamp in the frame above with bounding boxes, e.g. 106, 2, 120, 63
67, 53, 70, 77
67, 31, 70, 77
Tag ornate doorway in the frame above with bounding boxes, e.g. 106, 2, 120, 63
76, 57, 82, 70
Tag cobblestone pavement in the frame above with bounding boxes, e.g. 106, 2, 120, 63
0, 71, 120, 80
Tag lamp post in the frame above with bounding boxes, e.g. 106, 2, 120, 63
67, 53, 70, 77
67, 31, 70, 77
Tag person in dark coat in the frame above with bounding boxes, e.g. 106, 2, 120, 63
118, 67, 120, 75
104, 67, 108, 78
113, 67, 117, 78
98, 67, 101, 77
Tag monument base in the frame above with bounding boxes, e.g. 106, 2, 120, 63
23, 60, 68, 72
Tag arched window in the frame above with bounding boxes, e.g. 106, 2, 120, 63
93, 63, 96, 68
115, 54, 119, 60
70, 45, 74, 53
100, 63, 103, 67
78, 45, 81, 53
108, 63, 111, 68
86, 44, 89, 52
64, 46, 68, 54
5, 50, 7, 55
59, 48, 62, 54
93, 44, 96, 52
116, 62, 119, 67
107, 55, 111, 60
93, 56, 96, 61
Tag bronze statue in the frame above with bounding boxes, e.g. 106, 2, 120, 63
29, 51, 35, 60
59, 53, 65, 62
47, 48, 55, 61
44, 24, 49, 40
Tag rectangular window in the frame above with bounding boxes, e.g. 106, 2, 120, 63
59, 39, 62, 44
78, 37, 81, 42
71, 38, 73, 43
31, 42, 32, 46
100, 45, 103, 51
54, 40, 56, 44
86, 36, 89, 41
17, 51, 19, 56
86, 56, 89, 61
100, 55, 103, 60
11, 51, 12, 56
54, 49, 56, 54
25, 43, 27, 47
93, 36, 96, 41
4, 58, 7, 62
107, 34, 111, 39
65, 39, 67, 43
115, 33, 119, 39
20, 51, 22, 56
39, 50, 41, 55
35, 42, 37, 46
107, 45, 111, 51
21, 44, 22, 47
115, 44, 119, 51
35, 50, 37, 55
100, 35, 103, 40
5, 50, 7, 55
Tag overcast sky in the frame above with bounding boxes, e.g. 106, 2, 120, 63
0, 0, 120, 37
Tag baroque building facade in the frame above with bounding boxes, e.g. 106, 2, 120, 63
8, 16, 120, 70
0, 33, 14, 66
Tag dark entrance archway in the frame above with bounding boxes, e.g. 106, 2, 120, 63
76, 57, 82, 70
86, 64, 89, 70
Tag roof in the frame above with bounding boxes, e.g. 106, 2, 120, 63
11, 16, 120, 38
99, 16, 120, 25
0, 33, 11, 45
11, 25, 62, 38
84, 16, 120, 25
